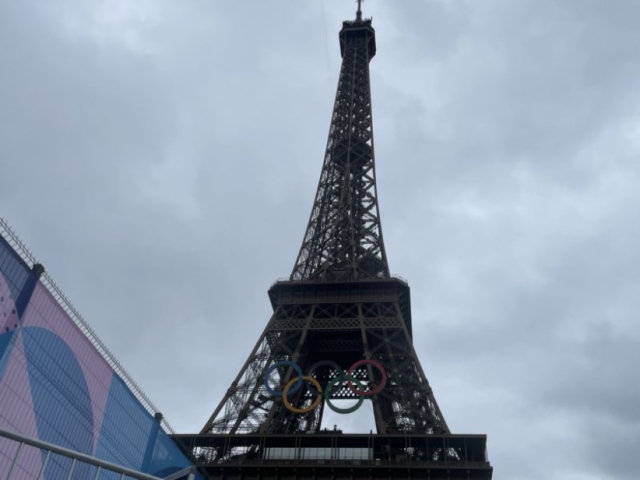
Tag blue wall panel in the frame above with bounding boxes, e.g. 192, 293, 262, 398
0, 234, 195, 479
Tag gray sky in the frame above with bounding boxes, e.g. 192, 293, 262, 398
2, 1, 640, 479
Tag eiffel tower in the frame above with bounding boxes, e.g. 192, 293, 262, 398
175, 3, 492, 479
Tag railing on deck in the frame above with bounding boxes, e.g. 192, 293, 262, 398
270, 273, 408, 288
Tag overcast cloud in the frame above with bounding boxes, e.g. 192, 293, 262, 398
2, 1, 640, 479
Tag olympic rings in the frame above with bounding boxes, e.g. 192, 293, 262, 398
305, 360, 344, 395
347, 359, 387, 396
263, 360, 386, 414
264, 361, 303, 396
325, 375, 365, 414
283, 376, 323, 413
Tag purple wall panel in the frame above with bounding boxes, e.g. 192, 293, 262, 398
0, 270, 20, 333
0, 333, 42, 478
20, 282, 114, 453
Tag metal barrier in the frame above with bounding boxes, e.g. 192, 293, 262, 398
0, 427, 196, 480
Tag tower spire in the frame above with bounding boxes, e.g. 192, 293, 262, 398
356, 0, 363, 21
291, 11, 383, 282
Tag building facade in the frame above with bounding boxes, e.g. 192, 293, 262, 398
0, 220, 194, 479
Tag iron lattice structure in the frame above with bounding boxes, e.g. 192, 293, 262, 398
201, 16, 447, 438
180, 7, 492, 480
291, 18, 387, 282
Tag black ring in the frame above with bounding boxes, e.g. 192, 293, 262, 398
306, 361, 345, 396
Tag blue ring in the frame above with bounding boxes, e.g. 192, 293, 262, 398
264, 361, 303, 396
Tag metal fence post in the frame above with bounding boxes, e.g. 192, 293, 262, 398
66, 458, 77, 480
37, 451, 51, 480
187, 465, 197, 480
7, 441, 25, 480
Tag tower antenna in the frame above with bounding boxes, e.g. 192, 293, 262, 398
356, 0, 363, 21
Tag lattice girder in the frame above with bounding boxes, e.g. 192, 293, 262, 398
291, 21, 388, 282
201, 289, 449, 435
190, 10, 493, 478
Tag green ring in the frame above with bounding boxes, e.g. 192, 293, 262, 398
324, 375, 365, 414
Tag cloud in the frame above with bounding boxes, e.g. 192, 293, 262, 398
2, 1, 639, 478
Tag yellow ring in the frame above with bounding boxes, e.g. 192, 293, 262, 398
282, 375, 323, 413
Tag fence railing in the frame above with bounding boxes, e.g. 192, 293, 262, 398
0, 427, 196, 480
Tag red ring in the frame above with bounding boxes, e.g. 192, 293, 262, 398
346, 360, 387, 396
